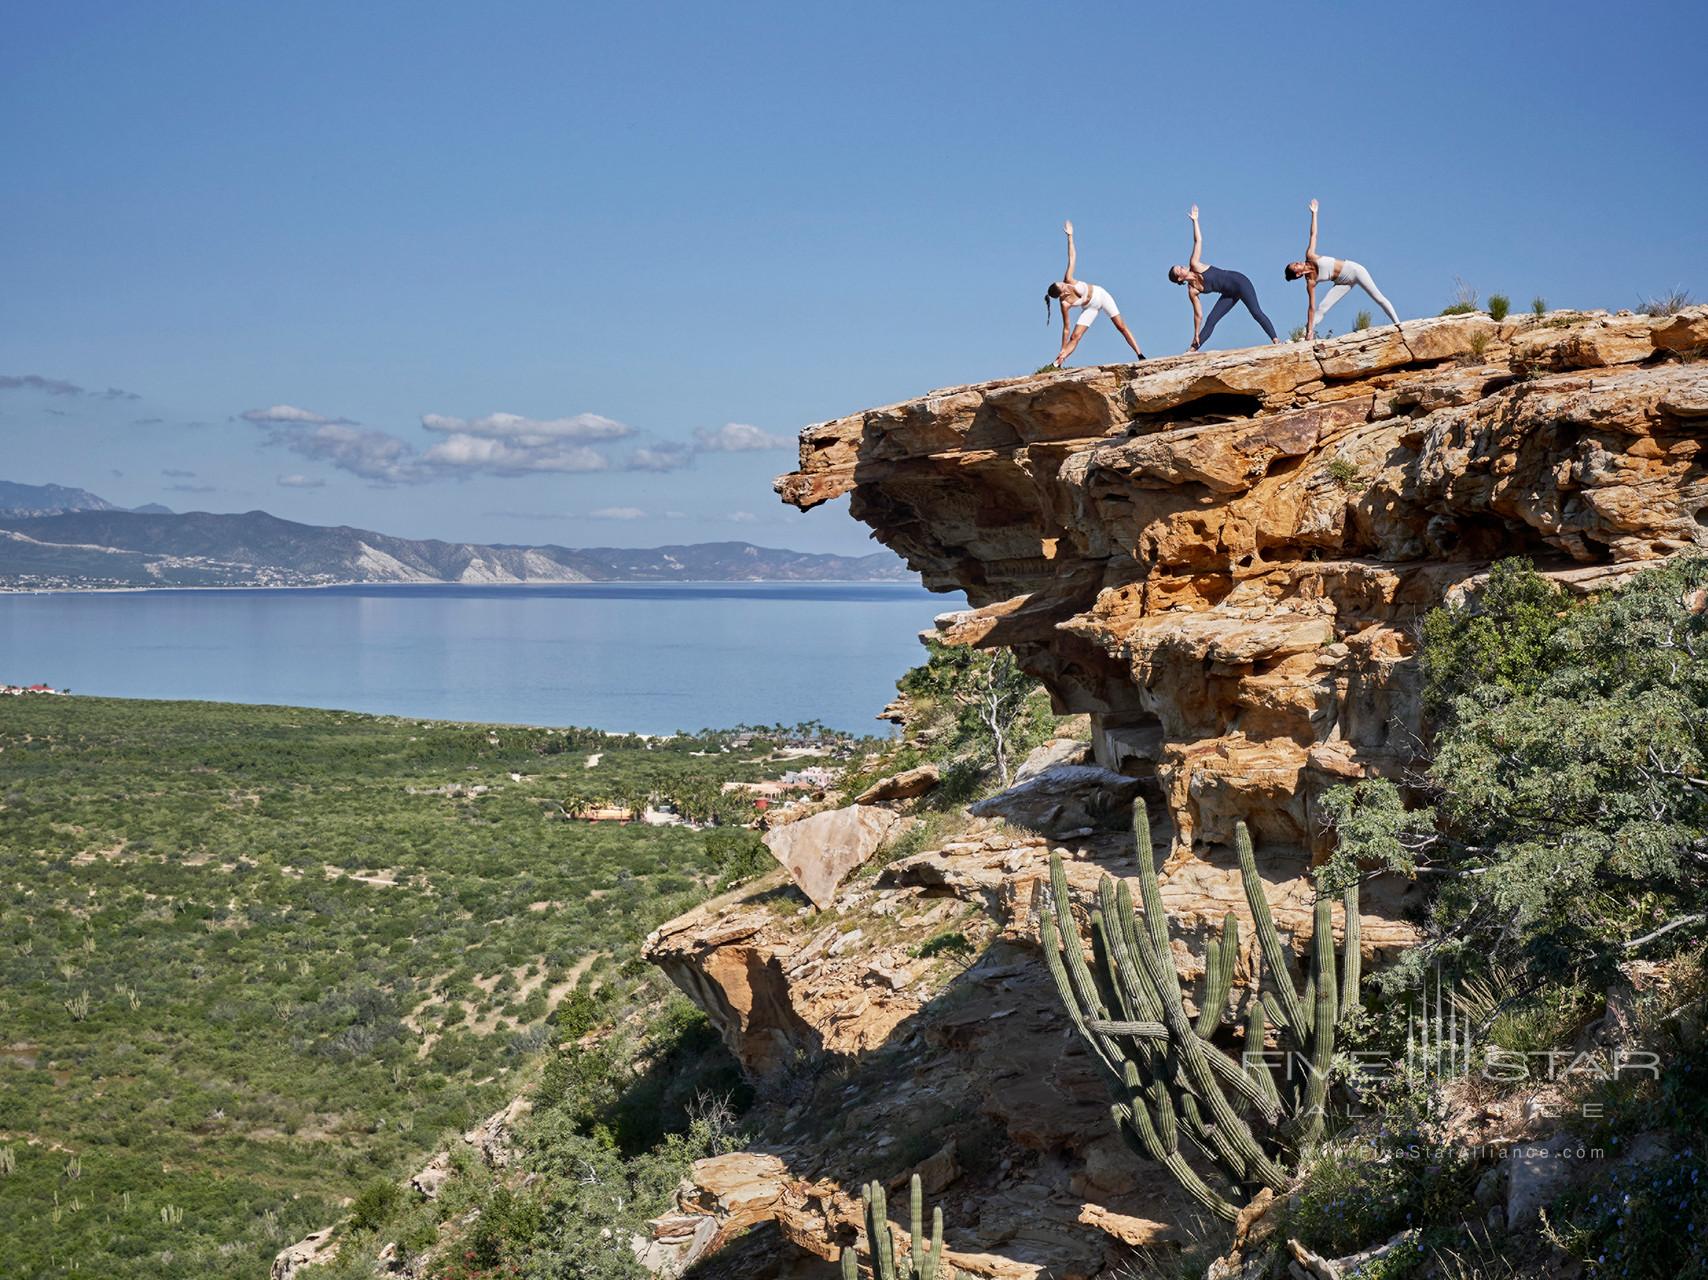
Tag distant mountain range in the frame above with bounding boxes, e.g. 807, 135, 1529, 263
0, 482, 909, 588
0, 479, 175, 518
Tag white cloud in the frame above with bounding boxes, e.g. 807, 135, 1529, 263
241, 404, 356, 426
727, 510, 759, 523
0, 373, 140, 400
421, 411, 632, 443
278, 422, 426, 484
0, 373, 81, 396
589, 506, 648, 520
242, 400, 749, 485
277, 474, 326, 489
422, 433, 609, 475
692, 422, 791, 452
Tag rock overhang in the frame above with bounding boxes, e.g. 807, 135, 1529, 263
776, 308, 1708, 864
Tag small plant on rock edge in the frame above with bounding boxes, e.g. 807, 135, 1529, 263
1640, 286, 1694, 317
1440, 276, 1479, 315
1326, 458, 1364, 492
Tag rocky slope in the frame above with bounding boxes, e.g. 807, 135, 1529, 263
634, 309, 1708, 1277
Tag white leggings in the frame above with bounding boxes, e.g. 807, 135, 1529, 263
1313, 260, 1399, 328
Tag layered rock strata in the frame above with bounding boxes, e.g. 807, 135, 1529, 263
778, 309, 1708, 864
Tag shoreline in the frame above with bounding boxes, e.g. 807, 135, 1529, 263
0, 689, 895, 742
0, 577, 926, 597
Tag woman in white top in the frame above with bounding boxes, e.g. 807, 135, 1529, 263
1285, 200, 1401, 339
1046, 220, 1145, 367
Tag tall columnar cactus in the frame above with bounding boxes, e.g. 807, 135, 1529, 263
1040, 803, 1362, 1220
840, 1173, 951, 1280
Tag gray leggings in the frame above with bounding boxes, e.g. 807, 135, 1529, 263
1314, 261, 1399, 327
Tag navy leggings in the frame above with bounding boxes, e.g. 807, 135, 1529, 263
1197, 269, 1277, 346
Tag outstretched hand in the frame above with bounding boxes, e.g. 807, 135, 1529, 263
1188, 204, 1199, 220
1308, 198, 1318, 212
1063, 219, 1073, 235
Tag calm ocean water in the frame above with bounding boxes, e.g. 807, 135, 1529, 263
0, 582, 959, 735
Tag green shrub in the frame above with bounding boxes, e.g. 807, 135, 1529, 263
1419, 558, 1566, 712
1553, 1148, 1708, 1278
1488, 293, 1511, 321
706, 827, 772, 890
915, 930, 972, 960
1354, 309, 1373, 331
1326, 457, 1364, 491
1338, 556, 1708, 994
1285, 1084, 1475, 1259
1532, 295, 1547, 317
1440, 302, 1477, 316
348, 1178, 400, 1232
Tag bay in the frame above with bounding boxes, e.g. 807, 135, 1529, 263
0, 582, 958, 735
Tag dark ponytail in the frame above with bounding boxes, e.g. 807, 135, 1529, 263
1044, 281, 1060, 324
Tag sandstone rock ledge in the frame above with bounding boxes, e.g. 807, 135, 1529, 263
778, 308, 1708, 864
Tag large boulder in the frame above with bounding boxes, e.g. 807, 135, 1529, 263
1014, 737, 1090, 781
272, 1227, 337, 1280
763, 803, 908, 908
855, 762, 941, 804
968, 764, 1142, 836
463, 1095, 530, 1169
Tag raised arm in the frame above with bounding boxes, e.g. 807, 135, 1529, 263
1187, 205, 1206, 272
1306, 198, 1320, 262
1062, 219, 1077, 283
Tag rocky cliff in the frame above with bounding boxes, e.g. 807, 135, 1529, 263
641, 308, 1708, 1277
779, 307, 1707, 866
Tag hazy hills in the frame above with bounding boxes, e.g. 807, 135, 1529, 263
0, 485, 909, 588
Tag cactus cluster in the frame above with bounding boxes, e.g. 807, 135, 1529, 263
839, 1173, 952, 1280
1040, 803, 1361, 1220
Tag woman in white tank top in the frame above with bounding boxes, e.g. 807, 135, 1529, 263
1044, 220, 1145, 367
1284, 200, 1402, 339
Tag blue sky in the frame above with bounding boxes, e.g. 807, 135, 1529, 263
2, 0, 1702, 555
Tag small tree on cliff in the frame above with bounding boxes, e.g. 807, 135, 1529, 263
971, 648, 1031, 785
897, 639, 1044, 785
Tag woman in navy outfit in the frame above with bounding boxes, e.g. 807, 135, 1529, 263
1168, 205, 1279, 352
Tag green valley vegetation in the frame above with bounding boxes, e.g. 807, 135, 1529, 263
311, 640, 1062, 1279
0, 696, 853, 1279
